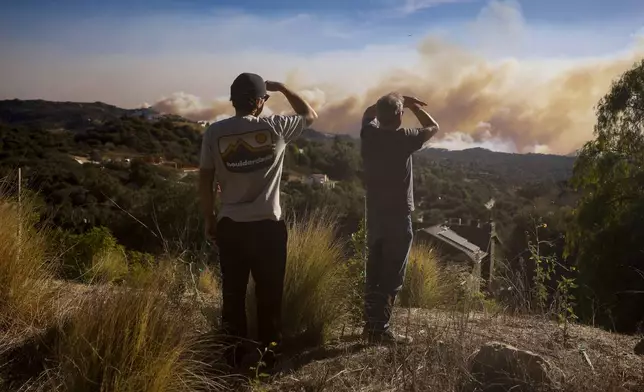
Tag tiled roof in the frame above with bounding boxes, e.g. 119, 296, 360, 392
418, 225, 488, 263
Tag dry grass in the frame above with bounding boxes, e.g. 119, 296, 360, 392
0, 195, 641, 392
281, 215, 352, 343
260, 309, 644, 392
197, 266, 220, 296
0, 193, 229, 392
0, 192, 59, 340
247, 214, 352, 345
43, 272, 225, 392
399, 243, 444, 309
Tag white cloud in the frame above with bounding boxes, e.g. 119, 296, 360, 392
432, 132, 517, 153
400, 0, 474, 14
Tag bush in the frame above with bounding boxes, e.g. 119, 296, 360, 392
399, 243, 444, 309
46, 269, 224, 392
57, 226, 128, 283
0, 190, 226, 391
247, 213, 352, 345
0, 192, 58, 335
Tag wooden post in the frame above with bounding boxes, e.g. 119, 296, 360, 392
17, 167, 22, 260
363, 195, 367, 285
489, 221, 497, 292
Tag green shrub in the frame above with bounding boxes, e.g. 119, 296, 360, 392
57, 226, 128, 283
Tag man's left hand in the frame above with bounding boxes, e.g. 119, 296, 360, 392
205, 215, 217, 242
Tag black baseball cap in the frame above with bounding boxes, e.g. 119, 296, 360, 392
230, 73, 267, 100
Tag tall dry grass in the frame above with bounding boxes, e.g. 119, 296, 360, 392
399, 243, 444, 309
0, 192, 59, 338
44, 270, 225, 392
197, 266, 219, 297
0, 190, 228, 391
247, 213, 352, 345
282, 214, 352, 342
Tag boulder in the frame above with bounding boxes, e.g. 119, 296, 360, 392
634, 338, 644, 356
464, 341, 564, 392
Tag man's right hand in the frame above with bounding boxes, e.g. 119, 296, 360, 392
403, 96, 427, 108
266, 81, 318, 126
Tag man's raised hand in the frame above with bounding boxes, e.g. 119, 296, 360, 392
265, 81, 285, 92
402, 96, 427, 108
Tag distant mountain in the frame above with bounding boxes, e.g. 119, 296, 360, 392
302, 128, 344, 140
0, 99, 576, 184
0, 99, 128, 130
0, 99, 180, 131
418, 147, 575, 184
0, 99, 202, 167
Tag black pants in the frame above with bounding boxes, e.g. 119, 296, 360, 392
215, 217, 287, 348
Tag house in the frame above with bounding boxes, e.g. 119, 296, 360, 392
416, 225, 486, 292
305, 174, 335, 188
416, 219, 503, 292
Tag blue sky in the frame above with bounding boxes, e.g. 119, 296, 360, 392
2, 0, 643, 54
1, 0, 643, 154
4, 0, 644, 22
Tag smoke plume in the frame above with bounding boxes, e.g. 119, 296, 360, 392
152, 39, 644, 155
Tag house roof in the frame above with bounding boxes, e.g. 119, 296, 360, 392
418, 225, 488, 263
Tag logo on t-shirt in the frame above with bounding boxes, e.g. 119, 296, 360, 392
218, 129, 275, 173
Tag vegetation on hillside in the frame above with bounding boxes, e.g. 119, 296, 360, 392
1, 192, 640, 391
2, 56, 644, 392
567, 58, 644, 333
2, 55, 644, 340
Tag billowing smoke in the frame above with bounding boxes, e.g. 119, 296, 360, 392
152, 38, 643, 155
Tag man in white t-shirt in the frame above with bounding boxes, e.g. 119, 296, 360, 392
199, 73, 317, 368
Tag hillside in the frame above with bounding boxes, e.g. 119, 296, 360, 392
0, 99, 129, 130
1, 100, 642, 392
0, 99, 575, 252
420, 147, 574, 184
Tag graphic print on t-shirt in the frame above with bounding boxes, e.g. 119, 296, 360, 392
218, 129, 275, 173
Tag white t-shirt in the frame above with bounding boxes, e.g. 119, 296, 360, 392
200, 114, 306, 222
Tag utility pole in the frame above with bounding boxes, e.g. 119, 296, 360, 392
484, 198, 496, 293
17, 167, 22, 261
17, 167, 21, 204
363, 195, 367, 285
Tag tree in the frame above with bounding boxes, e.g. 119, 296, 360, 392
567, 59, 644, 332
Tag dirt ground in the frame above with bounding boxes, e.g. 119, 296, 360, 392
252, 309, 644, 392
2, 283, 642, 392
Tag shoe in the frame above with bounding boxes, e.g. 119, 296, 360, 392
224, 343, 248, 369
362, 328, 413, 345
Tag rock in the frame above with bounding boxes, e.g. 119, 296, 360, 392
634, 339, 644, 356
464, 341, 564, 392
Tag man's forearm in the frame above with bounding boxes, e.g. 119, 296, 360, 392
279, 85, 318, 125
362, 104, 377, 123
410, 106, 439, 129
198, 170, 215, 219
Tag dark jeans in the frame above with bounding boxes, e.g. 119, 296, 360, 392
364, 213, 413, 333
215, 217, 287, 348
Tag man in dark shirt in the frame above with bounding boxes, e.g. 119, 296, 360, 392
360, 92, 439, 344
